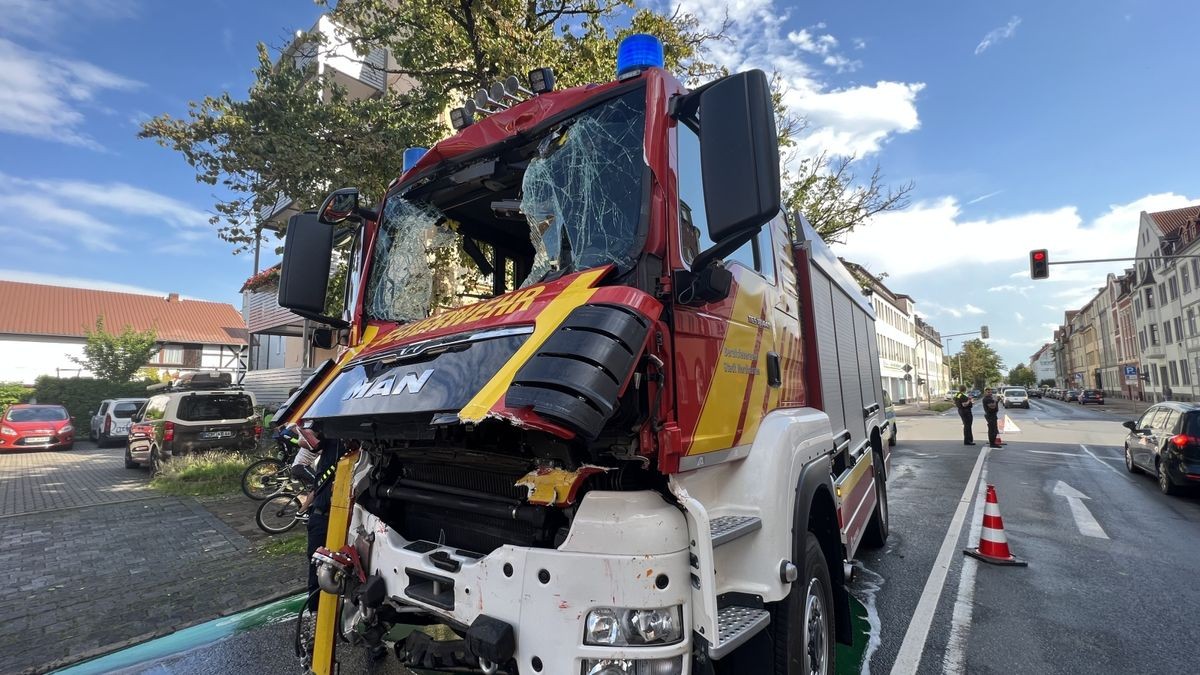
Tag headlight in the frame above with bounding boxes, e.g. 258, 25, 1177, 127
61, 425, 74, 434
584, 606, 683, 646
582, 657, 684, 675
0, 426, 16, 437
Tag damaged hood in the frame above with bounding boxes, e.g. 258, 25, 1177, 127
304, 267, 662, 439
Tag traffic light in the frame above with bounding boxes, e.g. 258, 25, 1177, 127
1030, 249, 1049, 279
981, 325, 989, 339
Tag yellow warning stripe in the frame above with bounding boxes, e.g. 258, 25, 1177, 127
312, 450, 360, 674
458, 268, 607, 422
282, 325, 381, 426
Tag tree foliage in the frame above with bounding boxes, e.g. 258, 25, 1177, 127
1038, 378, 1056, 387
953, 339, 1005, 390
0, 382, 32, 407
69, 317, 160, 384
140, 0, 909, 256
1007, 363, 1037, 387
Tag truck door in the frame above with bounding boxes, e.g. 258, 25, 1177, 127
671, 119, 784, 465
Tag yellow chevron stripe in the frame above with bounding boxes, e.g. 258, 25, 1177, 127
312, 451, 359, 674
458, 268, 607, 422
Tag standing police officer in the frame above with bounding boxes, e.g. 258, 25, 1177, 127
953, 385, 975, 445
982, 387, 1001, 448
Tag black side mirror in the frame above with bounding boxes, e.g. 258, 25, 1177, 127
1122, 420, 1136, 431
279, 212, 333, 316
311, 327, 348, 350
319, 188, 360, 225
693, 69, 779, 266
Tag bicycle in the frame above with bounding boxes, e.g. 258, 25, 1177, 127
241, 429, 299, 500
255, 482, 311, 534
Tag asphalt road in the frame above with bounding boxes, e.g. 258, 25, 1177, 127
106, 396, 1200, 674
856, 395, 1200, 674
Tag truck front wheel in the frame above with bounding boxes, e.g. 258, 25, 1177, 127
772, 533, 835, 675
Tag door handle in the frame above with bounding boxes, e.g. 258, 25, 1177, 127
767, 352, 781, 387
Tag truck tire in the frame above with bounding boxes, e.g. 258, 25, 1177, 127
861, 452, 889, 548
772, 532, 835, 675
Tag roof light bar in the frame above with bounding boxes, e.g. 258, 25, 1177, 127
616, 33, 664, 79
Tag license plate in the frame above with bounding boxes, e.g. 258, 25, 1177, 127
199, 431, 233, 439
26, 436, 51, 443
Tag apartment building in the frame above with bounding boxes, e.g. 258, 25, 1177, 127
915, 317, 952, 402
1029, 343, 1056, 384
843, 261, 921, 402
1131, 205, 1200, 402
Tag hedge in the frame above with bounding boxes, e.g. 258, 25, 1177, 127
32, 376, 157, 423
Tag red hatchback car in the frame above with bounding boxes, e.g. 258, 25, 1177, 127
0, 404, 75, 451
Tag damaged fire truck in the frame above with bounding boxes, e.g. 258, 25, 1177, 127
275, 34, 890, 675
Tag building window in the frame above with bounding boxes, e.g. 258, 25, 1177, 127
1164, 322, 1172, 344
1170, 361, 1179, 386
1175, 317, 1184, 341
1159, 283, 1167, 304
1149, 366, 1157, 386
1169, 276, 1179, 300
1189, 308, 1196, 336
1151, 325, 1160, 345
157, 345, 184, 365
1146, 287, 1155, 308
1135, 298, 1142, 317
1184, 266, 1192, 294
1183, 360, 1192, 386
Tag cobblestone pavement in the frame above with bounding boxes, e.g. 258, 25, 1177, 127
0, 443, 307, 673
0, 441, 154, 516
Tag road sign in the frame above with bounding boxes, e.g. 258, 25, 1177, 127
903, 364, 913, 373
1073, 372, 1083, 382
1124, 365, 1139, 384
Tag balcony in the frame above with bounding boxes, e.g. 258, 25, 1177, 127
243, 286, 304, 336
242, 367, 315, 407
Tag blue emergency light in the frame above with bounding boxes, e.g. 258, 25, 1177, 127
402, 147, 427, 173
616, 34, 664, 78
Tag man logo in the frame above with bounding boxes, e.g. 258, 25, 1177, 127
344, 369, 434, 400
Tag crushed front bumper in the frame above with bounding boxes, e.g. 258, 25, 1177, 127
350, 490, 694, 674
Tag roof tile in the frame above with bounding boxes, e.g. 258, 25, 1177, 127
0, 281, 247, 346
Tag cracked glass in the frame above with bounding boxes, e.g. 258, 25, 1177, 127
521, 90, 646, 285
365, 198, 455, 323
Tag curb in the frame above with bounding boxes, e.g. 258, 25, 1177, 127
32, 585, 307, 674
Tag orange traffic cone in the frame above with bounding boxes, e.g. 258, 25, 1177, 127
963, 484, 1027, 566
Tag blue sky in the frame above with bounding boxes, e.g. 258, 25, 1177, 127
0, 0, 1197, 369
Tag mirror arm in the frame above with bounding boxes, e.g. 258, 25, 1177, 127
292, 309, 350, 329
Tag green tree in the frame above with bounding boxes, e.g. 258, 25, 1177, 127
953, 339, 1005, 391
1007, 363, 1037, 387
0, 382, 32, 407
69, 317, 160, 384
1038, 378, 1056, 387
140, 1, 910, 255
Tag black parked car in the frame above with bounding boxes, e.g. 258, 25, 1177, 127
1078, 389, 1104, 405
1123, 402, 1200, 495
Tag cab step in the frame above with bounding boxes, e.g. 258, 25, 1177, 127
710, 605, 771, 659
709, 515, 761, 547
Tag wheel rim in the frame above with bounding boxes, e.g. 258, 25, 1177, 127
1125, 446, 1132, 470
259, 495, 301, 533
1159, 464, 1169, 490
245, 462, 283, 498
804, 577, 828, 675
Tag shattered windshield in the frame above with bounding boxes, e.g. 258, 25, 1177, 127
364, 198, 456, 323
363, 89, 646, 323
521, 90, 646, 284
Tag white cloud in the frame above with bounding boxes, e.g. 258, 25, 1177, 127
670, 1, 923, 158
975, 16, 1022, 55
0, 38, 143, 148
1015, 311, 1025, 323
0, 0, 136, 38
988, 284, 1033, 295
839, 192, 1198, 280
0, 269, 168, 296
852, 38, 867, 50
919, 300, 986, 319
964, 304, 985, 315
0, 172, 211, 252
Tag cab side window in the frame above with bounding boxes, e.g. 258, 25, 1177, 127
677, 121, 773, 281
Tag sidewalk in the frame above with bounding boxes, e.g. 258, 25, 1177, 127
894, 402, 953, 417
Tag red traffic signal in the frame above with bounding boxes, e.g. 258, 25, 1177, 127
1030, 249, 1049, 279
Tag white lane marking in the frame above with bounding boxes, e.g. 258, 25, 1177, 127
941, 467, 988, 674
890, 447, 989, 675
1052, 480, 1110, 539
1029, 450, 1084, 457
1080, 444, 1132, 480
